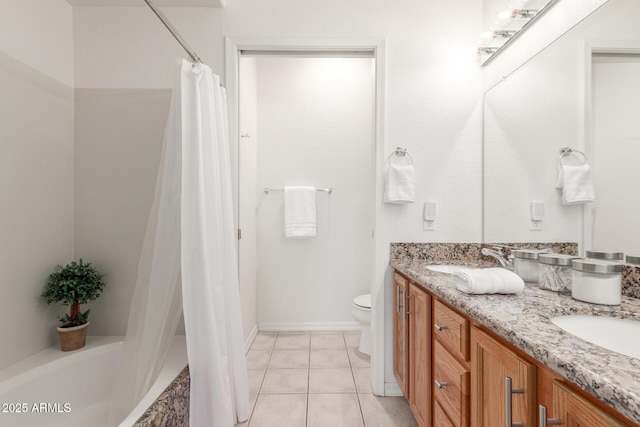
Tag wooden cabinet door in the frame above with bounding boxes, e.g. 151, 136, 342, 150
551, 380, 629, 427
471, 326, 536, 427
409, 283, 431, 427
393, 272, 409, 399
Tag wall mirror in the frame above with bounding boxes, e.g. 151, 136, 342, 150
483, 0, 640, 257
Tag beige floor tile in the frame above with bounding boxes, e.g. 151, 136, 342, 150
248, 369, 266, 395
274, 332, 311, 350
307, 393, 364, 427
268, 349, 309, 369
347, 345, 370, 368
261, 368, 309, 394
358, 394, 417, 427
310, 332, 346, 350
309, 368, 356, 393
246, 349, 271, 370
251, 332, 278, 351
310, 348, 351, 368
353, 367, 372, 394
249, 394, 307, 427
235, 394, 258, 427
343, 332, 361, 350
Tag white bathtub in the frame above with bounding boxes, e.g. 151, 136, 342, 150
0, 336, 187, 427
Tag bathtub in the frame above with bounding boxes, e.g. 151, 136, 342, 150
0, 335, 187, 427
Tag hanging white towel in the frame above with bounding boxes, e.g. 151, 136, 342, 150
560, 164, 595, 205
454, 268, 525, 295
284, 186, 317, 238
384, 163, 415, 204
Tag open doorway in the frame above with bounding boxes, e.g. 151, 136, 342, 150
228, 41, 384, 394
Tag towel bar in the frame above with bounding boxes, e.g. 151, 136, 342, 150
264, 187, 333, 194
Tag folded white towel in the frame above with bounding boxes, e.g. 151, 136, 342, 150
284, 186, 317, 238
384, 163, 415, 204
454, 268, 525, 295
560, 164, 595, 205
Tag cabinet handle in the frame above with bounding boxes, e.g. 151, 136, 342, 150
505, 377, 525, 427
434, 324, 448, 331
539, 404, 562, 427
434, 380, 448, 389
397, 287, 404, 313
405, 294, 411, 316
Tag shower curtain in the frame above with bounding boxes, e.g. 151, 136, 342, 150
109, 59, 249, 427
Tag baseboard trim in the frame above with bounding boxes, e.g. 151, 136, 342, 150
244, 324, 259, 354
384, 381, 402, 397
258, 321, 361, 332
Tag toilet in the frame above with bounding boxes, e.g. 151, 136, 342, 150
351, 294, 371, 356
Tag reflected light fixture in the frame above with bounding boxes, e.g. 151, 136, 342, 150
476, 0, 561, 63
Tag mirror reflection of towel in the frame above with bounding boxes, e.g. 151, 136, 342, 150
557, 164, 595, 205
384, 164, 415, 204
284, 186, 317, 238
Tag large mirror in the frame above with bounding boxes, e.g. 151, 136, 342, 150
483, 0, 640, 256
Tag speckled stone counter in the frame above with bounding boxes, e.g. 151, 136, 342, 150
390, 258, 640, 425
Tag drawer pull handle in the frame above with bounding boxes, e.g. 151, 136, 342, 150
539, 405, 562, 427
434, 324, 448, 331
434, 380, 448, 389
506, 377, 525, 427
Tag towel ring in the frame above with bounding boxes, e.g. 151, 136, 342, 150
388, 147, 413, 165
559, 147, 587, 165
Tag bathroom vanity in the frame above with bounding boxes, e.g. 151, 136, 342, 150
391, 254, 640, 427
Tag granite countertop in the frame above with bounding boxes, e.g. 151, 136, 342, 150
391, 259, 640, 425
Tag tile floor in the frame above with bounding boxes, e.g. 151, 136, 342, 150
236, 331, 418, 427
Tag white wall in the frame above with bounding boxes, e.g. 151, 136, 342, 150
0, 0, 74, 371
251, 56, 373, 330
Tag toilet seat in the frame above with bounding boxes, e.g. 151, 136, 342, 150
353, 294, 371, 310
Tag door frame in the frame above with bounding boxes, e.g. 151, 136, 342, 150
225, 37, 386, 395
582, 40, 640, 253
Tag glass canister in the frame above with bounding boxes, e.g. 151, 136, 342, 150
512, 249, 543, 283
538, 254, 579, 293
571, 259, 622, 305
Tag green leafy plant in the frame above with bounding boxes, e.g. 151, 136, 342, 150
41, 259, 107, 328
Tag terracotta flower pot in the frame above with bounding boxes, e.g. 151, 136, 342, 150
56, 322, 90, 351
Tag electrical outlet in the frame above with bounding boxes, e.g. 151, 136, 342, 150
531, 220, 543, 231
424, 220, 435, 231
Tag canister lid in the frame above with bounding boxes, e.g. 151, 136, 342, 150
626, 255, 640, 266
572, 259, 622, 274
513, 249, 542, 260
539, 253, 579, 266
585, 250, 624, 261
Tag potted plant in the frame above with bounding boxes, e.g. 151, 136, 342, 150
41, 259, 106, 351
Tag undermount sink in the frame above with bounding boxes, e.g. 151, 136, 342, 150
425, 265, 475, 274
550, 315, 640, 359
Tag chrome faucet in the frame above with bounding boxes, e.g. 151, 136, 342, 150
481, 247, 514, 270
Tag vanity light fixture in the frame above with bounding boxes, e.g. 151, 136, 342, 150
477, 0, 561, 65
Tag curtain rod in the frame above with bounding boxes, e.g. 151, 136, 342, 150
143, 0, 202, 64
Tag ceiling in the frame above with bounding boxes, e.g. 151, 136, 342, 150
66, 0, 225, 7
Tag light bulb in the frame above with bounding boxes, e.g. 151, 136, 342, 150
495, 8, 513, 27
478, 30, 495, 46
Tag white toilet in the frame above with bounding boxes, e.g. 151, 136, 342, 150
351, 294, 371, 356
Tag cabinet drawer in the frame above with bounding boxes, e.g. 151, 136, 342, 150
433, 341, 470, 427
434, 400, 456, 427
434, 298, 470, 362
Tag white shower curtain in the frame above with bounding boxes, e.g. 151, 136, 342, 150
109, 59, 249, 427
179, 61, 249, 426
